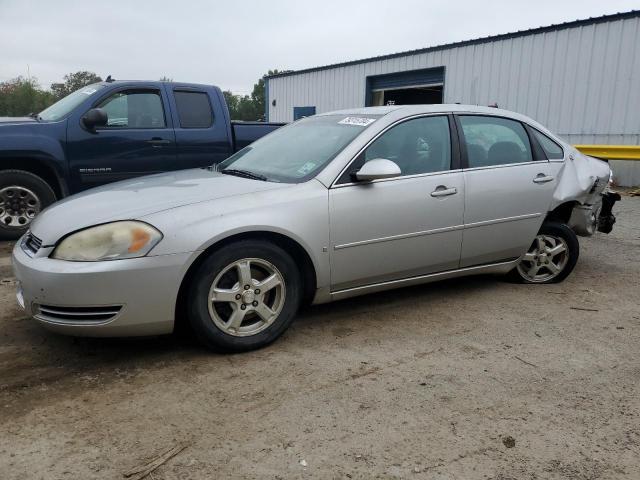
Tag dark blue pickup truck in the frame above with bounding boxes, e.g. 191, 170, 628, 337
0, 80, 284, 239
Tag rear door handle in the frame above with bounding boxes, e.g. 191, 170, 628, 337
146, 137, 172, 147
430, 186, 458, 197
533, 174, 554, 184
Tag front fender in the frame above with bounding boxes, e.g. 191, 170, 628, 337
141, 180, 331, 290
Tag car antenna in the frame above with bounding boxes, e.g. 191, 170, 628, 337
105, 75, 114, 83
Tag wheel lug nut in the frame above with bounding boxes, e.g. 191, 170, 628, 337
252, 301, 258, 307
235, 294, 241, 300
255, 289, 260, 294
244, 285, 250, 290
240, 304, 246, 310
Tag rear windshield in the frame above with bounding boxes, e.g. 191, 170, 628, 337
218, 114, 380, 183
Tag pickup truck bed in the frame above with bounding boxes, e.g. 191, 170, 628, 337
232, 121, 285, 151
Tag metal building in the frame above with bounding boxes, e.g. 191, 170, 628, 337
266, 10, 640, 185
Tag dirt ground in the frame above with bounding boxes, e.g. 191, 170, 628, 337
0, 196, 639, 480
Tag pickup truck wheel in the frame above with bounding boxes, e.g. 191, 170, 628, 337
187, 240, 302, 352
511, 222, 579, 284
0, 170, 56, 240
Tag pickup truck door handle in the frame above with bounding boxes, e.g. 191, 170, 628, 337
430, 186, 458, 197
146, 137, 172, 147
533, 174, 554, 184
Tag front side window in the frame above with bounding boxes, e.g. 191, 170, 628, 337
531, 128, 564, 159
174, 91, 213, 128
218, 114, 379, 183
336, 115, 451, 184
459, 116, 533, 168
96, 90, 166, 128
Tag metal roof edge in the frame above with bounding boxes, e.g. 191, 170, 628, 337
266, 10, 640, 79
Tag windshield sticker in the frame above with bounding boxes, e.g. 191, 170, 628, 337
297, 162, 317, 175
80, 87, 98, 95
339, 117, 376, 127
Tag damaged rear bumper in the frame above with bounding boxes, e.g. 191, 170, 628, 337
597, 191, 621, 234
568, 190, 620, 236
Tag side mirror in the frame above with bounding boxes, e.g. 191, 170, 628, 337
355, 159, 401, 182
81, 108, 108, 131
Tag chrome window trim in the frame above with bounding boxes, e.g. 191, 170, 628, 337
462, 159, 548, 172
330, 112, 454, 188
331, 168, 462, 189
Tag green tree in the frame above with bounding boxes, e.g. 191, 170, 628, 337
0, 77, 54, 117
224, 70, 291, 121
50, 71, 102, 100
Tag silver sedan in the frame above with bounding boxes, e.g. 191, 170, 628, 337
12, 105, 618, 351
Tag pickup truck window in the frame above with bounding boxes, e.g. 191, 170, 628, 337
174, 91, 213, 128
218, 114, 379, 183
39, 84, 105, 122
96, 90, 166, 128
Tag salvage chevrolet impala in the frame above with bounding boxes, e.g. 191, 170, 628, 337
12, 105, 619, 351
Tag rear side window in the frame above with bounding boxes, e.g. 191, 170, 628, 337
459, 116, 533, 168
531, 129, 564, 159
174, 91, 213, 128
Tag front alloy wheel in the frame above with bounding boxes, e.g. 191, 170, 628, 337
208, 258, 286, 337
512, 221, 579, 284
187, 240, 302, 352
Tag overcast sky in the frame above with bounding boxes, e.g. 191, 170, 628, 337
1, 0, 639, 94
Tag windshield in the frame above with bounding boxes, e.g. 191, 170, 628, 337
218, 114, 380, 183
39, 84, 106, 121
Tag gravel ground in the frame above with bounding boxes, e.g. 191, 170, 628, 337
0, 196, 639, 480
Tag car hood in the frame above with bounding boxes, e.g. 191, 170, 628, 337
30, 169, 289, 245
0, 116, 37, 125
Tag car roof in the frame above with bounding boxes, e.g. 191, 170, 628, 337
321, 104, 523, 118
320, 104, 555, 138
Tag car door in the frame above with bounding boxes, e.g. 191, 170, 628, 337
67, 87, 176, 191
329, 115, 464, 292
456, 114, 556, 267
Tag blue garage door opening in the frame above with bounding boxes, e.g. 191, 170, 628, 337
293, 106, 316, 120
366, 67, 445, 107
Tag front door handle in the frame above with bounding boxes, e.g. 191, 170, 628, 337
430, 186, 458, 197
146, 137, 172, 147
533, 174, 554, 184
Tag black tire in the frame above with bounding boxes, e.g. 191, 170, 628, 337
187, 240, 303, 352
0, 170, 57, 240
509, 221, 579, 284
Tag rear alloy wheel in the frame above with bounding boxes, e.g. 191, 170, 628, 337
0, 170, 56, 240
187, 240, 302, 352
512, 222, 579, 284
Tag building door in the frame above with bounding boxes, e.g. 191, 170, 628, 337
366, 67, 445, 106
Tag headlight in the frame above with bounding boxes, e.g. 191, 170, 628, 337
52, 221, 162, 261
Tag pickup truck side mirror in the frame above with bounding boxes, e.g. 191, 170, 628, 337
355, 158, 402, 182
81, 108, 108, 132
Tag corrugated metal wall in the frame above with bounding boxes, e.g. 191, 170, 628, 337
268, 14, 640, 147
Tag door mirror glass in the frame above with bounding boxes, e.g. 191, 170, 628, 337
355, 159, 401, 181
81, 108, 108, 131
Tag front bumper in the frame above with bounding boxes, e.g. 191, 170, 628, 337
12, 242, 193, 337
